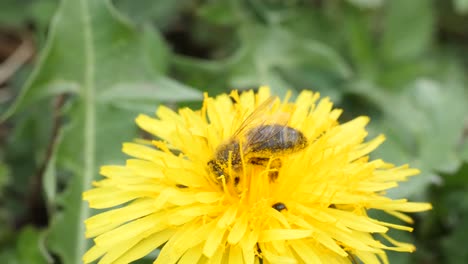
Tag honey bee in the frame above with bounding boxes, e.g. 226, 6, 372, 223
207, 96, 308, 183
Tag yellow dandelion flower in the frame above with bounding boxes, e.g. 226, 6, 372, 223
83, 86, 431, 264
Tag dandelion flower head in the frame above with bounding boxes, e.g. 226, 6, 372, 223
83, 86, 431, 264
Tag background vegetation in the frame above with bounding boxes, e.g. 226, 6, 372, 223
0, 0, 467, 263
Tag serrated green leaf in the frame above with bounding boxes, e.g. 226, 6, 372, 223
1, 2, 200, 121
229, 24, 352, 95
1, 0, 201, 263
172, 22, 351, 96
366, 60, 467, 198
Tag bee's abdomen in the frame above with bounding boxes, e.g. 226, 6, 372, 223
246, 125, 307, 153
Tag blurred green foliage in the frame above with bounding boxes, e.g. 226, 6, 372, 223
0, 0, 467, 263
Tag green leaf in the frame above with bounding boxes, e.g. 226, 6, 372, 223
172, 22, 351, 97
343, 5, 377, 79
198, 0, 241, 26
229, 24, 352, 95
0, 0, 34, 26
1, 4, 199, 121
15, 226, 50, 264
113, 0, 191, 28
366, 59, 467, 198
2, 102, 54, 213
346, 0, 384, 9
0, 0, 57, 35
99, 77, 202, 111
0, 226, 50, 264
454, 0, 468, 14
441, 163, 468, 191
172, 54, 234, 95
0, 163, 9, 191
405, 79, 463, 172
380, 0, 434, 62
442, 218, 468, 264
461, 141, 468, 163
435, 164, 468, 263
42, 128, 61, 207
1, 0, 201, 263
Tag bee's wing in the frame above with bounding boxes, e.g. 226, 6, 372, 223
244, 123, 291, 151
232, 96, 291, 152
232, 96, 277, 138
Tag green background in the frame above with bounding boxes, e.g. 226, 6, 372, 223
0, 0, 467, 263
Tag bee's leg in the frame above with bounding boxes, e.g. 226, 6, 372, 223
248, 157, 269, 166
234, 176, 240, 185
268, 171, 279, 181
268, 158, 282, 181
270, 158, 282, 169
248, 157, 283, 181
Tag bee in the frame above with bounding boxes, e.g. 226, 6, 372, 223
207, 96, 308, 183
